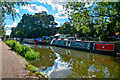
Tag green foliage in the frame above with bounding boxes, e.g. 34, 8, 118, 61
64, 2, 120, 40
13, 42, 22, 54
27, 65, 38, 73
21, 45, 31, 57
25, 50, 39, 60
25, 63, 29, 67
5, 40, 39, 60
11, 12, 58, 38
1, 2, 28, 37
59, 22, 77, 34
5, 40, 16, 48
99, 34, 109, 41
25, 64, 46, 78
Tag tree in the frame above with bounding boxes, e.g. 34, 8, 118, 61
64, 1, 120, 41
10, 27, 17, 38
11, 11, 58, 38
0, 1, 28, 36
59, 22, 77, 35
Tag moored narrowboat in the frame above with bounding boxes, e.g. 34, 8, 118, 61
51, 40, 93, 51
51, 40, 67, 47
70, 41, 92, 51
51, 39, 119, 55
92, 42, 118, 55
23, 38, 49, 44
23, 38, 39, 44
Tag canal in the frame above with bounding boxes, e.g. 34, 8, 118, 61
24, 44, 119, 78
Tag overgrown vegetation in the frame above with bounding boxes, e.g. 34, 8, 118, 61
25, 63, 46, 78
5, 40, 39, 60
25, 50, 39, 60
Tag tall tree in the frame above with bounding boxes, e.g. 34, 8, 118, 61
0, 1, 28, 36
11, 11, 58, 38
64, 1, 120, 41
59, 22, 77, 35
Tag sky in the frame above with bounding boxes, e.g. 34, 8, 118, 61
4, 0, 119, 35
5, 0, 70, 35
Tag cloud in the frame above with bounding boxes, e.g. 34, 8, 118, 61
5, 21, 17, 28
38, 0, 94, 12
55, 21, 61, 27
6, 30, 12, 35
5, 21, 18, 35
14, 8, 19, 12
38, 0, 68, 11
38, 0, 47, 4
55, 11, 68, 19
22, 4, 48, 13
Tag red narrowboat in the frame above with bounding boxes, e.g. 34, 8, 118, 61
93, 42, 118, 55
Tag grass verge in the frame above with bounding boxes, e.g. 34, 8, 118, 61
25, 63, 46, 78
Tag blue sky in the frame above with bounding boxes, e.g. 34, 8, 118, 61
5, 0, 69, 35
4, 0, 97, 35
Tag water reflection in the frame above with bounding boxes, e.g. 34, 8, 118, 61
27, 44, 119, 78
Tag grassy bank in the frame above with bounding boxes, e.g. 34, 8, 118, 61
25, 63, 46, 78
5, 40, 47, 78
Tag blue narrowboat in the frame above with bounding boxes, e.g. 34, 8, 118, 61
51, 39, 119, 55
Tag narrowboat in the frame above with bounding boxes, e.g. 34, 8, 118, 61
92, 42, 118, 55
70, 41, 92, 51
51, 39, 119, 55
23, 38, 39, 44
23, 38, 48, 44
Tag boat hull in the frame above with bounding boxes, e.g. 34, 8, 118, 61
51, 40, 119, 55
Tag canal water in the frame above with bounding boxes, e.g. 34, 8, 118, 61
24, 44, 119, 78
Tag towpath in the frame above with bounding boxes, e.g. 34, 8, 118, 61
0, 39, 38, 79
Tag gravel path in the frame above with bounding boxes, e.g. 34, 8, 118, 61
0, 39, 39, 79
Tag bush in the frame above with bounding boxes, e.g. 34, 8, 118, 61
5, 40, 16, 48
25, 50, 39, 60
20, 45, 31, 57
5, 40, 39, 61
13, 42, 23, 54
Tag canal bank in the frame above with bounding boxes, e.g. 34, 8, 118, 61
1, 40, 40, 79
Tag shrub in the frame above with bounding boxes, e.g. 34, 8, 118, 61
25, 50, 39, 60
20, 45, 31, 57
5, 40, 16, 48
5, 40, 39, 61
12, 42, 22, 54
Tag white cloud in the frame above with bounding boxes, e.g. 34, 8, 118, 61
22, 4, 48, 13
55, 11, 68, 19
14, 8, 19, 12
5, 21, 17, 28
6, 30, 12, 35
38, 0, 94, 11
38, 0, 47, 4
55, 21, 61, 27
5, 21, 18, 35
38, 0, 68, 11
